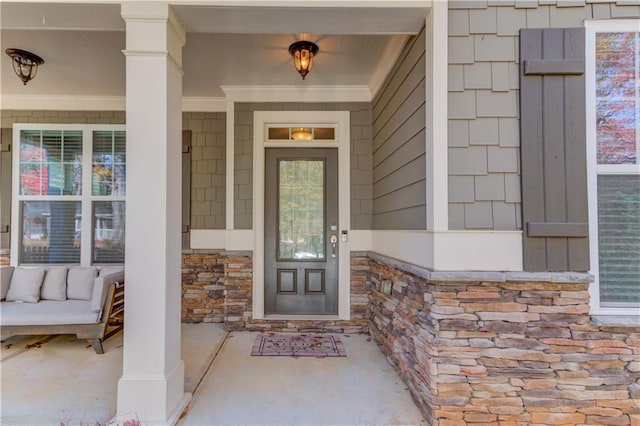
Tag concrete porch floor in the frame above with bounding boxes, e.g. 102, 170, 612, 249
1, 324, 426, 426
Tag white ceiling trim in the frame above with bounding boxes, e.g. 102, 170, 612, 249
0, 95, 230, 112
0, 89, 373, 111
369, 35, 409, 100
183, 97, 227, 112
0, 0, 429, 6
1, 95, 126, 111
221, 85, 372, 102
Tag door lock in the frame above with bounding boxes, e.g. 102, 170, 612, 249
330, 234, 338, 258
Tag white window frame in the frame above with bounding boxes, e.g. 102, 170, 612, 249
11, 123, 126, 267
585, 20, 640, 315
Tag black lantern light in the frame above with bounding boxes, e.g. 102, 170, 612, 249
6, 48, 44, 85
288, 41, 318, 80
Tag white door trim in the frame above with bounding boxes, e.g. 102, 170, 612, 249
253, 111, 351, 320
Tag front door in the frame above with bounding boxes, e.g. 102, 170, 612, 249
264, 148, 339, 315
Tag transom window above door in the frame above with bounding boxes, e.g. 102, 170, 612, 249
267, 126, 335, 141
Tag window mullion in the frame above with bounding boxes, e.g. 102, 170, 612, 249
80, 129, 93, 265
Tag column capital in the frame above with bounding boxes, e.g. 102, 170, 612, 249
121, 2, 186, 65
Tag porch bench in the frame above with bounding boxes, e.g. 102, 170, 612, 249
0, 265, 124, 354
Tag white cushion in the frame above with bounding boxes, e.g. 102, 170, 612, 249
0, 299, 100, 325
5, 267, 45, 303
1, 266, 14, 300
66, 266, 97, 300
91, 269, 124, 313
99, 265, 124, 277
41, 267, 68, 301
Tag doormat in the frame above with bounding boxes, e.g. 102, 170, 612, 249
251, 333, 347, 358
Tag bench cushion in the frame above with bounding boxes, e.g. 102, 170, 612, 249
0, 300, 100, 326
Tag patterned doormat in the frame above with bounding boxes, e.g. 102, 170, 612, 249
251, 333, 347, 358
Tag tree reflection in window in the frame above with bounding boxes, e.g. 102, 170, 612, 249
278, 160, 325, 260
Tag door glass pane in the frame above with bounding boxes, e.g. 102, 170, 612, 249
278, 159, 324, 260
20, 201, 81, 264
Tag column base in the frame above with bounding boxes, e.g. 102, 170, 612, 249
116, 361, 190, 425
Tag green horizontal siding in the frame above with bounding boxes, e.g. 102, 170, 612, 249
598, 175, 640, 304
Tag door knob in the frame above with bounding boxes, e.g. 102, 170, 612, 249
330, 234, 337, 258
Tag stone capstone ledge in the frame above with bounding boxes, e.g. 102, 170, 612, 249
182, 249, 252, 257
366, 251, 594, 283
592, 315, 640, 329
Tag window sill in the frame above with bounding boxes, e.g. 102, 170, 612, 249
591, 315, 640, 328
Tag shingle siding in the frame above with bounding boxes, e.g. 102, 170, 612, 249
184, 112, 226, 230
447, 1, 640, 231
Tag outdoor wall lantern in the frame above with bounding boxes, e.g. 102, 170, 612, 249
289, 41, 318, 80
5, 48, 44, 85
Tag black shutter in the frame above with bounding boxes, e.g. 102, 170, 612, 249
182, 129, 192, 249
520, 28, 589, 272
0, 129, 11, 250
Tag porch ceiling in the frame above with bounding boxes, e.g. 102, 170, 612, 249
0, 2, 427, 99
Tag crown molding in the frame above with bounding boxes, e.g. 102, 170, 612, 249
0, 95, 229, 112
0, 87, 374, 111
369, 35, 409, 100
183, 97, 227, 112
1, 95, 126, 111
221, 85, 372, 102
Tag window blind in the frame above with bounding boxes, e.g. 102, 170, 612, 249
598, 175, 640, 305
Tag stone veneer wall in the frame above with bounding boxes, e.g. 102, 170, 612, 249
368, 253, 640, 425
181, 251, 370, 333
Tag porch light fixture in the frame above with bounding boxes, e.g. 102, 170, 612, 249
289, 41, 318, 80
291, 127, 313, 140
5, 48, 44, 85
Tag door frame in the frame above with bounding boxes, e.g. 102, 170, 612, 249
253, 111, 351, 320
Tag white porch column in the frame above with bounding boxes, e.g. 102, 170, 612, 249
117, 3, 189, 425
425, 0, 448, 232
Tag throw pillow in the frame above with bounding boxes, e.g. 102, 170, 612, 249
5, 267, 45, 303
41, 267, 68, 301
67, 266, 98, 300
1, 267, 13, 300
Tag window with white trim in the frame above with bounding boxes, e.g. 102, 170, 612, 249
12, 124, 126, 266
586, 21, 640, 314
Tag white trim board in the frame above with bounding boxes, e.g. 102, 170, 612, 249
189, 228, 523, 272
367, 230, 522, 272
190, 229, 253, 251
1, 95, 228, 112
221, 86, 372, 103
252, 110, 351, 320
